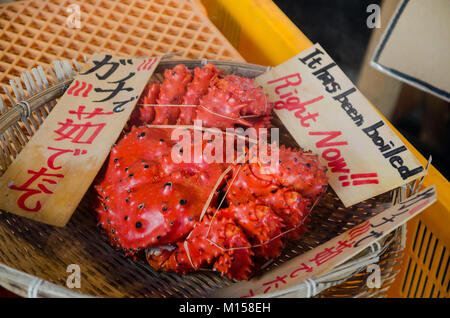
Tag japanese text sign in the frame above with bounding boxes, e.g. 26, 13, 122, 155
213, 185, 436, 298
256, 44, 425, 207
0, 53, 159, 226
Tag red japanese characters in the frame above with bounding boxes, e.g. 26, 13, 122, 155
7, 55, 143, 217
266, 71, 381, 190
9, 105, 113, 212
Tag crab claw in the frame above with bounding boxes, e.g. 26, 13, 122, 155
146, 214, 254, 280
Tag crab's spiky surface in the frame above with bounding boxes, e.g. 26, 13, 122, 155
257, 189, 312, 241
178, 63, 222, 125
225, 145, 327, 245
153, 64, 192, 124
214, 74, 273, 116
146, 213, 254, 280
217, 203, 284, 260
95, 64, 329, 280
130, 64, 272, 130
129, 82, 159, 127
196, 87, 252, 129
225, 164, 278, 205
95, 127, 226, 255
244, 145, 328, 201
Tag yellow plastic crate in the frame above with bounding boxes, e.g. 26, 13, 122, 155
200, 0, 450, 298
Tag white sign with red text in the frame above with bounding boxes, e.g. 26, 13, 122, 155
255, 43, 425, 207
0, 53, 159, 226
213, 185, 436, 298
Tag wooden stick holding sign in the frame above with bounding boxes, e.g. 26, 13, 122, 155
0, 53, 159, 226
255, 44, 425, 207
213, 185, 436, 298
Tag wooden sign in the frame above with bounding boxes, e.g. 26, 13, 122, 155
256, 43, 425, 207
213, 185, 436, 298
0, 53, 159, 226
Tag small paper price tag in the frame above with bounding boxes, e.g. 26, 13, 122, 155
0, 53, 159, 226
213, 185, 436, 298
256, 43, 425, 207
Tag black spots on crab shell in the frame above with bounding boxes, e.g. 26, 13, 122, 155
305, 163, 311, 168
162, 206, 168, 212
138, 132, 146, 138
179, 199, 187, 206
160, 138, 164, 143
144, 164, 149, 169
124, 216, 128, 221
135, 221, 143, 229
128, 173, 134, 178
165, 182, 172, 187
138, 203, 144, 209
125, 198, 130, 203
114, 158, 119, 163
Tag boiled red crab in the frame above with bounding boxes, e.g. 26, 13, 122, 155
94, 63, 328, 280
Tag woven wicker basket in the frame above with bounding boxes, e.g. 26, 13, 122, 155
0, 59, 406, 298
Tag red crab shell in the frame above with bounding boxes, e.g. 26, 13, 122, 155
130, 63, 273, 129
129, 82, 159, 127
95, 126, 227, 255
146, 213, 254, 280
94, 63, 329, 280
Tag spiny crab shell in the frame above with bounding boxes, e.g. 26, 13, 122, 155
94, 63, 328, 280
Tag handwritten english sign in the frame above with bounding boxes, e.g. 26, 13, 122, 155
256, 44, 425, 207
0, 53, 159, 226
213, 185, 436, 298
